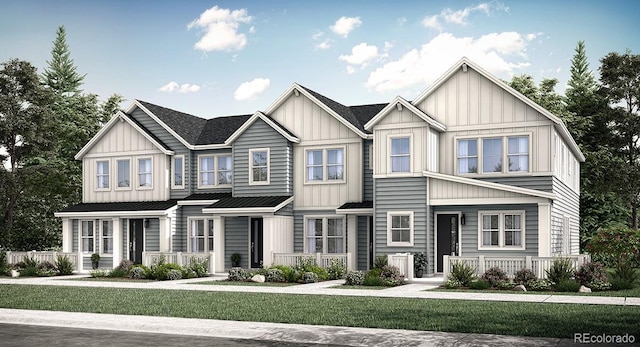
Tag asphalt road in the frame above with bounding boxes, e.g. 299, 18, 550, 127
0, 323, 335, 347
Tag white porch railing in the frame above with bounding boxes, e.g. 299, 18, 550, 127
6, 251, 80, 271
387, 253, 414, 281
272, 253, 353, 270
443, 255, 591, 279
142, 252, 215, 275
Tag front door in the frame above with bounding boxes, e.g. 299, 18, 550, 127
436, 214, 459, 273
368, 216, 374, 270
250, 218, 263, 268
129, 219, 144, 264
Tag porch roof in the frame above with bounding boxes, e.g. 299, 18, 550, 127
336, 201, 373, 215
202, 195, 293, 215
54, 200, 178, 217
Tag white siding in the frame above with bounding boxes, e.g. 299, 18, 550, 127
430, 179, 529, 200
373, 126, 431, 176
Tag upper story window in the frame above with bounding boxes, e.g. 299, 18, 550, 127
478, 211, 525, 250
250, 148, 270, 185
218, 156, 233, 185
508, 136, 529, 172
137, 158, 152, 189
198, 154, 232, 188
96, 161, 109, 190
306, 148, 344, 183
116, 159, 130, 189
172, 155, 184, 189
387, 211, 414, 247
483, 138, 503, 173
457, 139, 478, 174
457, 134, 530, 175
390, 136, 411, 173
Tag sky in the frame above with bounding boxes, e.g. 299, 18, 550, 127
1, 0, 639, 119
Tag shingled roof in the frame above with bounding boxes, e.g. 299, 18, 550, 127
137, 100, 206, 144
196, 114, 252, 145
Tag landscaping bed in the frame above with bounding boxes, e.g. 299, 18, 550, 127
196, 280, 297, 287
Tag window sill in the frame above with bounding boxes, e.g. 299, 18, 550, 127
115, 187, 132, 191
135, 186, 154, 191
171, 185, 185, 190
387, 242, 414, 247
477, 246, 526, 251
95, 188, 111, 192
249, 181, 270, 186
303, 180, 346, 185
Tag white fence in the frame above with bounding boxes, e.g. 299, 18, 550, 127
443, 255, 591, 279
6, 251, 80, 270
272, 253, 353, 270
387, 253, 414, 281
142, 252, 215, 274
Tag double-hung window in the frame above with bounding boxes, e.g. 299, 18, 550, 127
200, 156, 215, 187
482, 138, 503, 173
457, 135, 530, 175
172, 155, 184, 189
457, 139, 478, 174
479, 211, 525, 250
307, 150, 324, 181
96, 161, 109, 189
189, 219, 214, 253
306, 148, 344, 182
102, 220, 113, 254
81, 220, 95, 253
218, 156, 233, 185
250, 149, 269, 184
390, 136, 410, 173
138, 158, 152, 188
387, 211, 414, 246
305, 217, 345, 253
116, 159, 130, 189
199, 155, 233, 187
508, 136, 529, 172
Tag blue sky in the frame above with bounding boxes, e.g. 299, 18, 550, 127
1, 0, 638, 118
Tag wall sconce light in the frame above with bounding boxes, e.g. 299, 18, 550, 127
144, 218, 150, 228
293, 89, 300, 97
462, 63, 468, 72
461, 214, 466, 225
396, 102, 403, 111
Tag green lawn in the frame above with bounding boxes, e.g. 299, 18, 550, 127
434, 286, 640, 297
329, 285, 388, 290
0, 284, 638, 338
195, 280, 298, 287
70, 277, 155, 283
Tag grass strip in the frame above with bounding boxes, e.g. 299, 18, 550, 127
195, 281, 298, 287
0, 284, 638, 338
432, 286, 640, 297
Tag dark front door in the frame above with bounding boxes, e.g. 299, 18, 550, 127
129, 219, 144, 264
436, 214, 459, 273
250, 218, 263, 268
368, 216, 374, 270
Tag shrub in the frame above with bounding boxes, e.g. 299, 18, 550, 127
55, 255, 74, 276
327, 259, 347, 280
302, 271, 318, 283
230, 253, 241, 267
609, 261, 638, 289
448, 261, 476, 286
89, 269, 109, 278
363, 268, 383, 286
587, 225, 640, 269
37, 260, 57, 277
610, 277, 635, 291
297, 257, 316, 271
115, 260, 134, 273
528, 279, 552, 291
444, 278, 463, 289
514, 268, 537, 286
108, 267, 128, 278
129, 266, 147, 279
555, 279, 581, 292
228, 267, 249, 281
589, 279, 612, 291
23, 256, 39, 269
380, 265, 404, 286
186, 257, 209, 278
413, 252, 428, 271
150, 263, 182, 281
481, 267, 508, 288
269, 265, 298, 283
0, 249, 8, 275
166, 269, 182, 281
344, 271, 364, 286
575, 262, 608, 286
545, 258, 575, 284
374, 255, 388, 269
496, 280, 514, 290
266, 268, 285, 282
468, 279, 490, 290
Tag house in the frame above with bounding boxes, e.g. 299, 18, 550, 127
55, 58, 584, 275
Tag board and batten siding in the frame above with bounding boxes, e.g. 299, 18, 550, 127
190, 149, 233, 194
233, 118, 293, 197
551, 176, 580, 255
479, 176, 554, 193
552, 129, 580, 193
225, 217, 248, 269
373, 126, 435, 176
430, 179, 530, 200
374, 177, 428, 255
363, 140, 373, 201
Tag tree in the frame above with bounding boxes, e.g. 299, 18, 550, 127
508, 74, 567, 119
0, 59, 55, 247
42, 26, 85, 95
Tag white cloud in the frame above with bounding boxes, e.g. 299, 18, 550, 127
397, 17, 407, 26
330, 16, 362, 37
366, 32, 530, 93
526, 32, 543, 41
187, 6, 252, 52
159, 81, 201, 93
234, 78, 270, 101
315, 39, 332, 50
346, 66, 356, 74
339, 43, 379, 66
422, 2, 508, 30
422, 15, 441, 30
312, 31, 324, 40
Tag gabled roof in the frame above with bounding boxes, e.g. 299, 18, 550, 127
197, 114, 252, 145
225, 111, 300, 145
412, 57, 585, 162
364, 96, 446, 132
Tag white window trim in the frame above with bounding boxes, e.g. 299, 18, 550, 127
368, 143, 373, 171
136, 157, 153, 190
454, 133, 532, 176
101, 219, 113, 255
506, 135, 530, 173
456, 138, 478, 175
95, 160, 110, 191
115, 157, 132, 191
187, 217, 214, 253
303, 215, 346, 253
80, 220, 96, 254
217, 155, 233, 187
387, 134, 413, 175
171, 155, 185, 189
477, 210, 526, 251
249, 148, 270, 185
197, 154, 233, 189
304, 146, 346, 184
386, 211, 414, 247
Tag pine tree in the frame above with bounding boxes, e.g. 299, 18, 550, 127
42, 26, 85, 95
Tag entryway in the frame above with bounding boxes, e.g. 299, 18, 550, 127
129, 219, 144, 264
436, 213, 459, 273
250, 217, 263, 268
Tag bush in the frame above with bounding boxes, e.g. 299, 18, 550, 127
89, 269, 109, 278
610, 261, 638, 289
302, 271, 318, 283
37, 260, 57, 277
481, 267, 508, 288
344, 271, 364, 286
266, 268, 285, 282
528, 279, 552, 291
589, 279, 612, 291
228, 267, 250, 281
514, 268, 537, 286
444, 278, 463, 289
166, 269, 182, 281
448, 261, 476, 286
468, 279, 491, 290
610, 277, 635, 291
108, 267, 128, 278
555, 279, 581, 292
374, 255, 387, 269
363, 269, 383, 286
150, 263, 183, 281
496, 280, 514, 290
380, 265, 404, 286
545, 258, 575, 284
0, 249, 8, 275
129, 266, 147, 279
587, 226, 640, 269
575, 262, 608, 286
115, 260, 134, 273
269, 265, 298, 283
186, 256, 209, 278
413, 252, 428, 271
327, 259, 347, 280
55, 255, 74, 276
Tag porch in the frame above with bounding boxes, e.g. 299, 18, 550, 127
272, 253, 353, 269
142, 252, 215, 274
443, 255, 591, 279
6, 251, 80, 270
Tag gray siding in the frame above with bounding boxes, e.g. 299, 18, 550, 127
363, 140, 373, 201
275, 202, 294, 216
374, 177, 428, 255
225, 217, 248, 269
72, 219, 78, 252
233, 118, 292, 197
174, 205, 209, 252
190, 149, 233, 194
480, 176, 553, 193
145, 218, 160, 252
551, 176, 580, 255
357, 216, 368, 271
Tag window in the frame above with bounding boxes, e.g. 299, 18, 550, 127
96, 161, 109, 189
478, 211, 525, 250
387, 211, 414, 246
116, 159, 130, 189
102, 220, 113, 254
189, 219, 214, 252
199, 155, 232, 187
305, 217, 345, 253
200, 156, 215, 187
390, 137, 410, 173
457, 139, 478, 174
306, 148, 344, 182
217, 156, 233, 185
250, 149, 269, 184
81, 220, 94, 253
172, 155, 184, 189
138, 158, 152, 188
508, 136, 529, 172
483, 138, 502, 173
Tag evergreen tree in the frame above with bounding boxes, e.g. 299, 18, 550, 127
42, 26, 85, 95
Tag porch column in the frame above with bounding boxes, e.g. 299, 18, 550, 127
212, 216, 225, 272
347, 215, 357, 270
112, 217, 121, 268
62, 218, 73, 252
538, 202, 551, 257
159, 216, 171, 252
262, 215, 273, 268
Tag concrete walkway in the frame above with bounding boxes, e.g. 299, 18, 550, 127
0, 275, 637, 346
